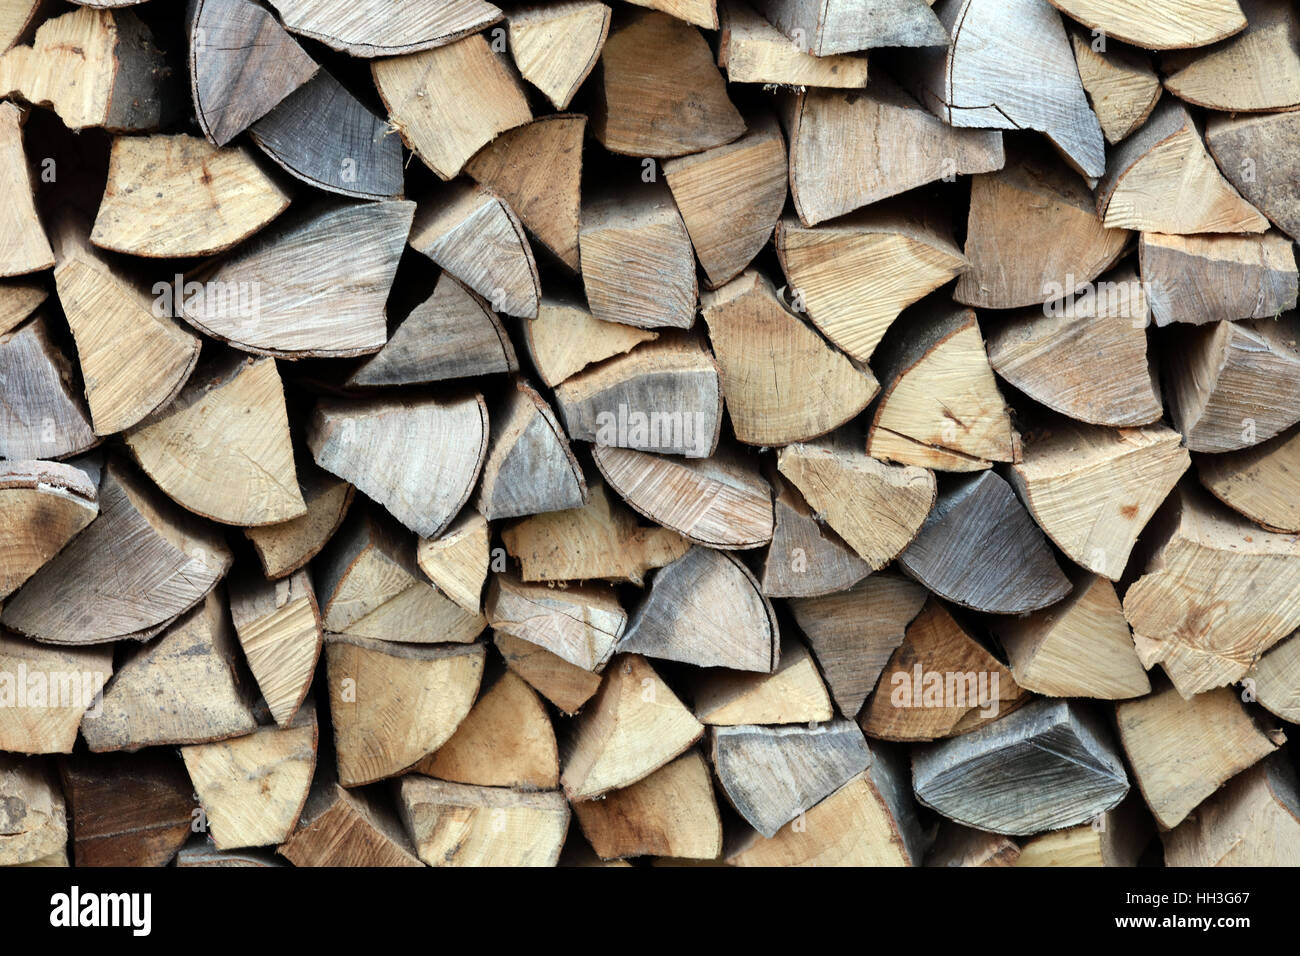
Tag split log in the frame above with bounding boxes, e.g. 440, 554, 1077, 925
373, 32, 531, 180
0, 459, 98, 600
690, 636, 832, 726
1069, 30, 1161, 145
912, 698, 1130, 835
1199, 425, 1300, 532
1045, 0, 1246, 49
0, 756, 64, 865
926, 824, 1020, 867
1163, 757, 1300, 866
416, 509, 489, 613
559, 653, 704, 800
591, 10, 744, 157
229, 570, 321, 727
409, 182, 540, 319
81, 593, 258, 752
486, 573, 625, 672
506, 1, 610, 111
1140, 231, 1297, 326
1161, 0, 1300, 112
1206, 111, 1300, 241
0, 633, 111, 753
177, 842, 283, 867
0, 102, 51, 277
753, 0, 944, 53
0, 314, 98, 460
626, 0, 717, 28
774, 200, 968, 364
1015, 797, 1150, 867
1248, 633, 1300, 723
267, 0, 503, 56
788, 572, 928, 718
245, 465, 354, 580
517, 293, 656, 388
619, 546, 778, 672
711, 720, 871, 838
716, 0, 868, 88
1123, 485, 1300, 696
760, 470, 870, 599
396, 776, 569, 867
0, 279, 46, 335
898, 470, 1072, 614
2, 458, 232, 645
1115, 681, 1281, 829
308, 392, 488, 539
494, 630, 603, 715
277, 762, 421, 866
325, 633, 485, 787
1008, 421, 1189, 579
0, 0, 42, 52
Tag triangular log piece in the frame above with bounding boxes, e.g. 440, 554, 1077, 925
774, 201, 968, 364
0, 634, 111, 753
476, 379, 587, 521
753, 0, 944, 53
897, 470, 1072, 615
591, 10, 744, 158
573, 750, 722, 861
506, 1, 611, 111
867, 305, 1016, 469
179, 200, 415, 358
690, 636, 832, 725
559, 653, 703, 800
0, 314, 98, 460
593, 444, 772, 550
1115, 680, 1281, 829
925, 823, 1020, 867
1248, 633, 1300, 723
0, 279, 47, 335
984, 266, 1162, 426
717, 0, 868, 88
1206, 111, 1300, 241
126, 355, 305, 527
554, 334, 723, 458
625, 0, 717, 28
1014, 796, 1151, 866
278, 772, 422, 867
860, 600, 1021, 742
1162, 756, 1300, 866
1097, 99, 1268, 234
0, 102, 51, 277
1008, 420, 1189, 579
788, 573, 928, 718
0, 459, 98, 600
314, 505, 485, 644
416, 509, 489, 613
518, 293, 656, 388
782, 77, 1004, 227
1124, 485, 1300, 696
711, 720, 871, 838
181, 702, 318, 850
776, 437, 935, 568
1199, 424, 1300, 532
701, 271, 877, 444
395, 776, 569, 867
1045, 0, 1246, 49
325, 633, 485, 787
619, 546, 779, 672
1162, 0, 1300, 112
308, 392, 488, 539
373, 33, 531, 180
2, 458, 232, 645
187, 0, 317, 146
267, 0, 503, 56
760, 469, 870, 599
913, 698, 1130, 835
249, 70, 405, 201
245, 465, 354, 580
1069, 30, 1161, 145
1140, 231, 1297, 326
486, 573, 625, 672
229, 569, 322, 727
494, 630, 604, 715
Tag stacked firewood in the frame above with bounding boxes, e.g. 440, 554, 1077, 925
2, 0, 1300, 869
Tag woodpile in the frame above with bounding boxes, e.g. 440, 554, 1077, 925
4, 0, 1300, 871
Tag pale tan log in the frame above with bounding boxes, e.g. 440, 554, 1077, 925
507, 1, 610, 110
1162, 0, 1300, 112
754, 0, 944, 53
760, 469, 870, 599
0, 279, 46, 335
245, 466, 354, 580
691, 637, 832, 725
1199, 425, 1300, 533
267, 0, 502, 56
0, 634, 111, 754
1045, 0, 1245, 49
0, 756, 65, 865
1205, 111, 1300, 241
278, 770, 422, 867
625, 0, 716, 27
494, 630, 603, 715
518, 293, 656, 388
1070, 31, 1161, 145
229, 570, 321, 727
0, 314, 98, 461
925, 824, 1020, 867
717, 0, 868, 87
0, 459, 98, 600
1247, 633, 1300, 723
1015, 798, 1150, 866
0, 102, 51, 277
1140, 231, 1297, 327
396, 776, 569, 866
1163, 757, 1300, 866
417, 509, 489, 613
486, 573, 625, 672
0, 0, 42, 52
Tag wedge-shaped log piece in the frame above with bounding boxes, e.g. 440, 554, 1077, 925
1070, 30, 1161, 144
985, 267, 1162, 427
308, 392, 488, 539
1123, 485, 1300, 695
476, 379, 586, 521
396, 776, 568, 866
712, 720, 871, 838
1142, 231, 1297, 327
593, 445, 773, 550
2, 459, 232, 645
775, 202, 967, 364
573, 750, 721, 861
926, 823, 1020, 867
760, 470, 870, 599
417, 509, 489, 613
560, 653, 703, 799
249, 70, 405, 200
0, 279, 46, 335
268, 0, 502, 56
278, 772, 422, 867
1046, 0, 1245, 49
182, 703, 318, 850
691, 637, 832, 726
1167, 317, 1300, 453
1162, 0, 1300, 112
0, 0, 42, 52
1199, 425, 1300, 532
326, 634, 485, 787
592, 10, 743, 157
625, 0, 717, 27
861, 601, 1021, 742
777, 437, 935, 569
315, 505, 484, 644
754, 0, 943, 53
1098, 100, 1267, 234
702, 271, 877, 445
1009, 421, 1189, 579
619, 546, 778, 672
519, 293, 656, 388
127, 355, 304, 526
898, 470, 1072, 615
245, 465, 354, 580
230, 570, 321, 727
914, 698, 1129, 835
0, 102, 51, 277
0, 634, 111, 753
0, 460, 98, 600
487, 574, 625, 672
0, 756, 65, 866
180, 200, 414, 358
1163, 757, 1300, 866
494, 630, 603, 715
783, 78, 1003, 227
717, 0, 867, 87
1206, 111, 1300, 241
1247, 633, 1300, 723
1015, 797, 1151, 867
554, 335, 722, 458
0, 315, 97, 460
1116, 681, 1281, 829
507, 1, 610, 110
188, 0, 318, 146
789, 573, 927, 718
373, 33, 531, 180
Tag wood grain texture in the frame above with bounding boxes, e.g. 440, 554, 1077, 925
1206, 110, 1300, 241
717, 0, 868, 87
1161, 0, 1300, 112
494, 630, 603, 715
0, 102, 51, 277
507, 1, 610, 110
487, 573, 625, 672
1247, 632, 1300, 723
0, 279, 46, 335
0, 315, 96, 460
0, 633, 111, 753
753, 0, 945, 53
1070, 30, 1161, 145
1015, 797, 1150, 867
278, 773, 421, 867
1198, 424, 1300, 532
229, 569, 321, 726
1045, 0, 1246, 49
416, 509, 489, 613
691, 636, 832, 726
245, 465, 354, 580
518, 293, 656, 388
1162, 757, 1300, 866
1140, 231, 1297, 326
760, 469, 870, 599
0, 459, 98, 600
268, 0, 502, 56
926, 823, 1020, 867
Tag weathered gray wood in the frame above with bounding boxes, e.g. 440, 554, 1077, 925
1207, 111, 1300, 242
760, 470, 870, 599
753, 0, 945, 53
0, 315, 98, 460
486, 573, 625, 672
1140, 232, 1297, 327
268, 0, 502, 56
